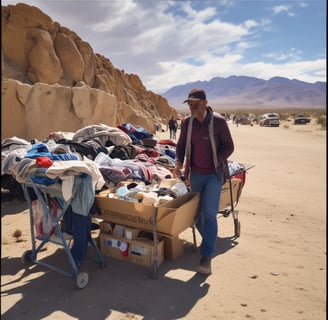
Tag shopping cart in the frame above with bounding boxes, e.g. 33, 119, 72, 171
21, 169, 106, 289
190, 161, 253, 247
218, 162, 254, 237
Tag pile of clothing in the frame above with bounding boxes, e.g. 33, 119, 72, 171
1, 123, 179, 267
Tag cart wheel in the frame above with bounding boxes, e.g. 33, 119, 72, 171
151, 260, 159, 279
234, 219, 241, 237
21, 250, 34, 267
76, 272, 89, 289
223, 209, 231, 217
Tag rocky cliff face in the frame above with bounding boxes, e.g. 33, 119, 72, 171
1, 3, 176, 140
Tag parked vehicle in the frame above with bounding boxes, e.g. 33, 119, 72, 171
294, 115, 311, 125
259, 113, 280, 127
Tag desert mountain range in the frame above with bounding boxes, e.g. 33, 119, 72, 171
1, 3, 325, 141
162, 76, 326, 110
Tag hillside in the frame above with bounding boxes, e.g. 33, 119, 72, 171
1, 3, 176, 140
162, 76, 326, 111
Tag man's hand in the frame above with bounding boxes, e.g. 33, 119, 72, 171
173, 162, 182, 179
173, 162, 191, 187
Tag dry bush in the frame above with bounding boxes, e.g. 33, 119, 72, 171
315, 114, 326, 129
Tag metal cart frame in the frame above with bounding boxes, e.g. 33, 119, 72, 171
191, 163, 254, 246
218, 163, 254, 237
21, 170, 106, 289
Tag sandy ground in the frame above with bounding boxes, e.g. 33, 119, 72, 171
1, 119, 326, 320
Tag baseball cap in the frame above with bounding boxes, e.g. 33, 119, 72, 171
183, 88, 206, 103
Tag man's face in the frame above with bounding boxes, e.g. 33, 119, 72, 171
188, 100, 207, 117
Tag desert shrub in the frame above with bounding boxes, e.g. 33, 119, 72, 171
316, 114, 326, 129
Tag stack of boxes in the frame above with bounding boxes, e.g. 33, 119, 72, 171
95, 192, 201, 268
95, 178, 242, 270
99, 221, 164, 268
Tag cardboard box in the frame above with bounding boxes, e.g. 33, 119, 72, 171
99, 233, 164, 268
99, 233, 129, 262
95, 194, 168, 231
124, 227, 140, 240
219, 178, 242, 210
129, 238, 164, 268
156, 193, 200, 236
163, 235, 184, 260
95, 192, 200, 236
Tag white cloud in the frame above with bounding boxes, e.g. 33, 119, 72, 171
264, 48, 303, 61
271, 4, 295, 16
242, 19, 258, 29
1, 0, 326, 91
237, 42, 254, 50
272, 5, 290, 15
180, 1, 217, 21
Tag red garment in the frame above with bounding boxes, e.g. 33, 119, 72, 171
157, 139, 176, 146
36, 156, 53, 168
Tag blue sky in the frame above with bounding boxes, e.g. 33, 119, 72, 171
2, 0, 326, 92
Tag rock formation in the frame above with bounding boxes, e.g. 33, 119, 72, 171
1, 3, 176, 140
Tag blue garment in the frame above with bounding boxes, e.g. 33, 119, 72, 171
120, 123, 153, 143
31, 176, 60, 186
70, 174, 95, 216
160, 145, 175, 160
25, 143, 79, 185
61, 205, 92, 268
191, 172, 223, 257
25, 143, 78, 160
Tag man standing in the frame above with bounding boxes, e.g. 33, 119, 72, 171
168, 116, 178, 140
174, 88, 234, 274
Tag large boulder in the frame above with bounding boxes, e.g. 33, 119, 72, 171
1, 79, 118, 140
1, 3, 176, 140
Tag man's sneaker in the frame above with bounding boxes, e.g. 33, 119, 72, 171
196, 256, 212, 274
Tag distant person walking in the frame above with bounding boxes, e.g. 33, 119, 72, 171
233, 115, 239, 127
168, 116, 178, 140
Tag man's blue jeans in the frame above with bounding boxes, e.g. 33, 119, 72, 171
190, 172, 223, 257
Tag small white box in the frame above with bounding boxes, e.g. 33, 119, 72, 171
124, 227, 140, 240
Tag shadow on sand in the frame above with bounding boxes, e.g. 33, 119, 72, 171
1, 231, 238, 320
